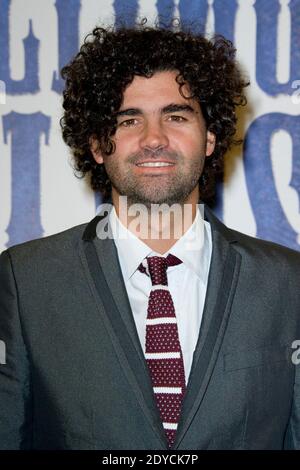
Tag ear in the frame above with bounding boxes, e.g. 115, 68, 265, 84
89, 137, 104, 164
205, 131, 216, 157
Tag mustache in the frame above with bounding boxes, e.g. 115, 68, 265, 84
130, 148, 179, 164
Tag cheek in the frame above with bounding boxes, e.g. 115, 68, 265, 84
172, 124, 206, 142
172, 131, 206, 155
113, 133, 138, 156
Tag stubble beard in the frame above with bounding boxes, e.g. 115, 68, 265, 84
106, 152, 206, 211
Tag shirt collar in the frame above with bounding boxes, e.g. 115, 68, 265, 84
109, 206, 153, 280
109, 204, 212, 282
169, 207, 212, 283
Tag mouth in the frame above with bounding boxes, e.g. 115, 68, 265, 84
135, 160, 176, 168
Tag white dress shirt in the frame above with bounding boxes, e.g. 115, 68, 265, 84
109, 205, 212, 386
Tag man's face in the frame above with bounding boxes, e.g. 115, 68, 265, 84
91, 70, 215, 208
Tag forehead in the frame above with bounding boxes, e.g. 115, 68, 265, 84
120, 70, 199, 110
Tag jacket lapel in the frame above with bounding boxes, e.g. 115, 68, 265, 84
173, 206, 241, 448
80, 206, 167, 447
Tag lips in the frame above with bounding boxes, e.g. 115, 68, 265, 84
135, 160, 175, 167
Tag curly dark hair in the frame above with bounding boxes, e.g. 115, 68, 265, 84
60, 20, 249, 202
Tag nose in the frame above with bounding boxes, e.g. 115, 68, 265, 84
139, 119, 169, 151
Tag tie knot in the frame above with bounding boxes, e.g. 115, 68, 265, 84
138, 253, 182, 286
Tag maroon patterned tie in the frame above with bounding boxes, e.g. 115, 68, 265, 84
138, 254, 186, 448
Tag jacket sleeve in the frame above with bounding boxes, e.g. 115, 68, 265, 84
0, 249, 32, 449
284, 361, 300, 449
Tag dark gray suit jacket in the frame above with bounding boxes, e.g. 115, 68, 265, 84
0, 206, 300, 450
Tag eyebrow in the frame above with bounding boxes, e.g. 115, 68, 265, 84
116, 103, 197, 117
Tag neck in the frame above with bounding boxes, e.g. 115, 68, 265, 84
112, 190, 199, 254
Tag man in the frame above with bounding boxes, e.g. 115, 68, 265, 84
0, 24, 300, 450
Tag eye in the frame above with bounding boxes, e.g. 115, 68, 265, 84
118, 118, 138, 127
168, 115, 187, 122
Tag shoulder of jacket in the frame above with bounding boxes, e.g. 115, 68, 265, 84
2, 222, 89, 262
